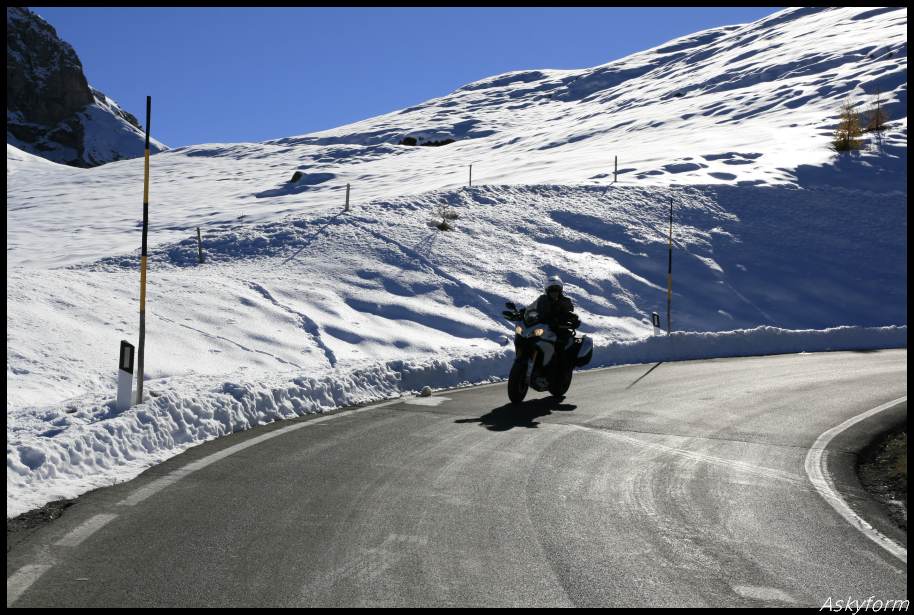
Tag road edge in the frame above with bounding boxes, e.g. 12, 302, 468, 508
804, 397, 907, 564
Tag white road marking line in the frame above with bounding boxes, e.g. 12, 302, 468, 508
403, 396, 452, 406
54, 513, 119, 547
385, 533, 429, 546
804, 396, 907, 564
118, 398, 404, 507
6, 564, 53, 607
731, 584, 798, 604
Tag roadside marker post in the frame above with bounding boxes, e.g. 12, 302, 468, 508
116, 340, 135, 411
136, 96, 151, 404
667, 196, 673, 335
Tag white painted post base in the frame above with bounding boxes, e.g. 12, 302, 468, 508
651, 312, 661, 337
117, 340, 135, 411
117, 370, 133, 411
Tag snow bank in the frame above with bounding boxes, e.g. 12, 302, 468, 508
590, 325, 907, 366
7, 324, 905, 518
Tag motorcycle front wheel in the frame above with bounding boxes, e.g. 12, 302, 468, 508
549, 367, 573, 397
508, 359, 529, 404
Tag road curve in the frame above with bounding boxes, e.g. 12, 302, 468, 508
7, 349, 907, 607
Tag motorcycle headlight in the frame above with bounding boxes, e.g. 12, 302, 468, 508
533, 328, 545, 337
515, 325, 523, 335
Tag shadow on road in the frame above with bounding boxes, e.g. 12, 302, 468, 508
455, 396, 577, 431
626, 361, 663, 390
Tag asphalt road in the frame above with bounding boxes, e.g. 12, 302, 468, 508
7, 350, 908, 607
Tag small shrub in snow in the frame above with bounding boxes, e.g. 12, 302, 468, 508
864, 89, 890, 134
830, 99, 865, 153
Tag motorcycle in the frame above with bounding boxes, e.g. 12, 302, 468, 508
502, 300, 593, 403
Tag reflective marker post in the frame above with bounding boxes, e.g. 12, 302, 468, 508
667, 197, 673, 335
651, 312, 661, 336
136, 95, 151, 404
117, 340, 135, 411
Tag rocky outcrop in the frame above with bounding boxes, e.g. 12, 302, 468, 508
6, 7, 166, 167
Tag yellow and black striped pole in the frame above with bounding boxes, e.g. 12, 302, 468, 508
667, 196, 673, 335
136, 96, 151, 404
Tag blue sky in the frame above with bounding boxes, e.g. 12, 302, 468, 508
34, 7, 780, 148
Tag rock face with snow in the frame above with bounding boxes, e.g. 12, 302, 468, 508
6, 6, 167, 167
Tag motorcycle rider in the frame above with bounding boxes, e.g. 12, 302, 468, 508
533, 275, 580, 384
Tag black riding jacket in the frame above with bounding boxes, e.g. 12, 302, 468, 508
534, 293, 578, 331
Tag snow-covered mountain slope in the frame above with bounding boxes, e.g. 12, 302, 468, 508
6, 7, 168, 167
6, 6, 907, 516
7, 181, 906, 408
279, 6, 906, 189
6, 7, 906, 269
